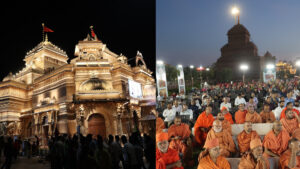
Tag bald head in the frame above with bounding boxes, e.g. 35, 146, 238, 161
273, 120, 282, 133
213, 120, 222, 133
244, 121, 252, 134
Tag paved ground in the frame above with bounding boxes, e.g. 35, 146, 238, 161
5, 156, 50, 169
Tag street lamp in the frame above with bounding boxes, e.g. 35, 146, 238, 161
231, 6, 240, 24
190, 65, 194, 89
197, 66, 204, 89
240, 64, 248, 83
206, 68, 210, 71
157, 60, 164, 65
296, 61, 300, 67
266, 64, 275, 70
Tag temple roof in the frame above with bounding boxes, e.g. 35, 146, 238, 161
227, 24, 250, 36
25, 38, 67, 58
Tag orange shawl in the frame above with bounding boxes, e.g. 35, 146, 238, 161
238, 153, 270, 169
263, 130, 290, 156
281, 118, 299, 135
194, 111, 214, 145
156, 117, 165, 133
224, 113, 234, 124
168, 123, 191, 140
197, 155, 231, 169
156, 148, 183, 169
235, 110, 247, 124
280, 108, 300, 120
260, 111, 276, 123
245, 112, 262, 123
237, 130, 260, 153
279, 149, 300, 169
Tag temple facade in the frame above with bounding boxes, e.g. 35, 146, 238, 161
0, 30, 155, 145
215, 23, 276, 81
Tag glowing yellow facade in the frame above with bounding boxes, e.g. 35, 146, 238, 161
0, 32, 155, 145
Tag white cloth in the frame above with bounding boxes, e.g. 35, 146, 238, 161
195, 100, 201, 110
180, 109, 193, 120
172, 105, 182, 113
220, 102, 232, 111
234, 97, 246, 106
163, 109, 176, 122
273, 106, 284, 120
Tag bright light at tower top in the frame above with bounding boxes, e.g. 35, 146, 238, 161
177, 64, 183, 68
157, 60, 164, 65
231, 6, 240, 16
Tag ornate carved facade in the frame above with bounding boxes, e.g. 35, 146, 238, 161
0, 30, 155, 145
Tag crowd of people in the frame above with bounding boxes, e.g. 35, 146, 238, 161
48, 131, 155, 169
156, 78, 300, 169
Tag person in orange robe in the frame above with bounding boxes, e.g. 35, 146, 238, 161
205, 120, 236, 157
237, 121, 260, 156
279, 138, 300, 169
280, 102, 300, 120
238, 138, 270, 169
245, 104, 262, 123
168, 116, 191, 140
156, 132, 183, 169
263, 120, 290, 157
157, 117, 165, 134
197, 138, 231, 169
216, 112, 232, 135
168, 116, 190, 156
221, 106, 234, 124
194, 105, 214, 145
260, 104, 276, 123
235, 103, 247, 124
280, 109, 300, 136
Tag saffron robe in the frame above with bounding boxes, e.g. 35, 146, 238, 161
238, 153, 270, 169
279, 149, 300, 169
235, 110, 247, 124
263, 130, 290, 156
197, 155, 231, 169
281, 118, 299, 136
245, 112, 262, 123
237, 130, 260, 154
260, 111, 276, 123
168, 123, 191, 140
156, 148, 183, 169
280, 108, 300, 120
224, 113, 234, 124
194, 112, 214, 145
156, 117, 165, 133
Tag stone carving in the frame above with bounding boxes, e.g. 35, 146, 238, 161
135, 51, 147, 69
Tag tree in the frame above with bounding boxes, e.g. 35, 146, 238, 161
165, 64, 179, 82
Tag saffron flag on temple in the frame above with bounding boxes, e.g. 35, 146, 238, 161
44, 26, 54, 32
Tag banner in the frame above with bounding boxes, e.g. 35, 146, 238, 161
177, 65, 186, 95
156, 62, 168, 98
263, 68, 276, 83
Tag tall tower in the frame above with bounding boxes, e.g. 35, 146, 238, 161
215, 23, 261, 81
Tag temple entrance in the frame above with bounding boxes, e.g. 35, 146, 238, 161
88, 114, 106, 138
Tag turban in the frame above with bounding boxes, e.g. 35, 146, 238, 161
292, 128, 300, 141
250, 138, 262, 149
204, 138, 219, 149
156, 132, 168, 142
221, 106, 228, 112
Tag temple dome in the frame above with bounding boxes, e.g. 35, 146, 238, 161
227, 24, 250, 36
80, 77, 105, 91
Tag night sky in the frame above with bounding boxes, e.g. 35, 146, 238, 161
157, 0, 300, 67
0, 1, 155, 80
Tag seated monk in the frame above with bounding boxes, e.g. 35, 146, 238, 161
237, 121, 260, 156
169, 137, 185, 156
280, 102, 300, 120
238, 138, 270, 169
157, 116, 165, 134
197, 138, 231, 169
221, 106, 234, 124
245, 104, 262, 123
194, 105, 214, 146
205, 120, 236, 157
260, 104, 276, 123
280, 109, 300, 136
263, 120, 290, 157
235, 103, 247, 124
216, 112, 232, 135
168, 116, 191, 140
279, 138, 300, 169
156, 132, 183, 169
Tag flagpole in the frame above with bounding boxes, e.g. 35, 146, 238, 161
42, 23, 45, 42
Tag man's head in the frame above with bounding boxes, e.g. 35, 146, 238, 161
266, 97, 271, 103
251, 92, 255, 97
204, 138, 220, 158
173, 100, 179, 107
273, 120, 282, 133
182, 103, 188, 111
287, 91, 292, 98
288, 138, 300, 156
295, 100, 300, 107
286, 109, 295, 119
167, 103, 172, 109
279, 101, 285, 108
238, 104, 245, 111
156, 132, 169, 153
191, 99, 195, 105
263, 104, 270, 112
248, 105, 255, 114
205, 105, 212, 114
217, 112, 224, 121
287, 102, 294, 109
213, 120, 222, 133
250, 139, 263, 160
249, 97, 254, 104
221, 106, 228, 114
223, 97, 228, 103
174, 116, 182, 126
244, 121, 252, 134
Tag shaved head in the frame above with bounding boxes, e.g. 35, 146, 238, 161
244, 121, 252, 134
273, 120, 282, 133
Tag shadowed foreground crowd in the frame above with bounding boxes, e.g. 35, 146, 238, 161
156, 79, 300, 169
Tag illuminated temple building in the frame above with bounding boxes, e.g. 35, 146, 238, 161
0, 30, 155, 145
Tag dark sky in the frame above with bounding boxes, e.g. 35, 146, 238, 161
0, 1, 155, 79
157, 0, 300, 67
